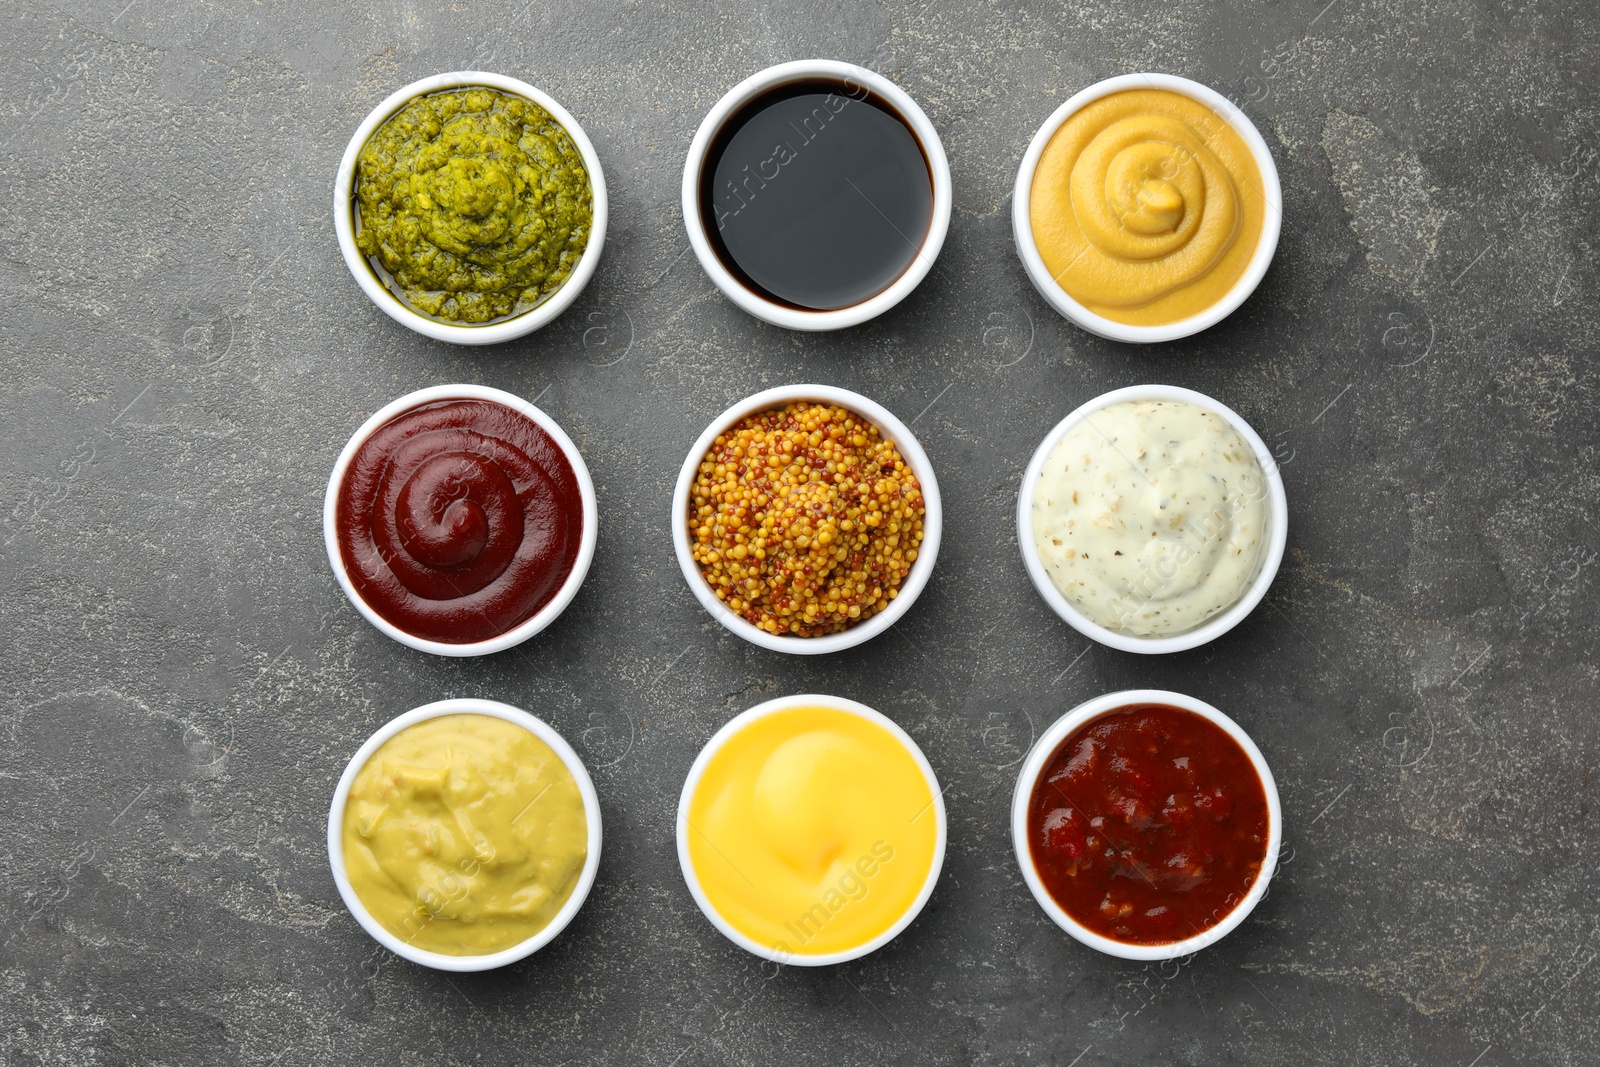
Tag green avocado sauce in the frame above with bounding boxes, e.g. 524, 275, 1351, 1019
353, 87, 594, 325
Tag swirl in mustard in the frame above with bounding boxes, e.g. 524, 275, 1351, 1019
1030, 89, 1266, 326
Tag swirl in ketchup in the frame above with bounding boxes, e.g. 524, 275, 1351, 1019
1027, 703, 1270, 945
335, 398, 583, 644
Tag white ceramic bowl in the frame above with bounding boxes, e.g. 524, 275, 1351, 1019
1011, 689, 1281, 961
323, 383, 598, 657
1012, 73, 1282, 343
1016, 384, 1287, 654
327, 698, 603, 971
681, 60, 952, 332
671, 384, 942, 655
676, 693, 946, 966
333, 71, 608, 346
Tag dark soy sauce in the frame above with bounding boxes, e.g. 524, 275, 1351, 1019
700, 78, 934, 311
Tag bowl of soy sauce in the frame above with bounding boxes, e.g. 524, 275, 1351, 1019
682, 60, 952, 332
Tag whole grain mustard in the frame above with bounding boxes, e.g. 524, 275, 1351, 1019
688, 402, 925, 638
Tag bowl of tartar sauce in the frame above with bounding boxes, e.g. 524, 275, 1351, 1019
1017, 385, 1287, 654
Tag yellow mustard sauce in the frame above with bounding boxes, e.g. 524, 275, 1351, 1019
1030, 89, 1266, 326
342, 714, 588, 956
685, 705, 938, 957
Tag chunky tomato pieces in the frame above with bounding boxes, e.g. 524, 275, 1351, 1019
1027, 704, 1270, 945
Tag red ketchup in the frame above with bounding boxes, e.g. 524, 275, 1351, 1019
335, 399, 583, 644
1027, 704, 1270, 945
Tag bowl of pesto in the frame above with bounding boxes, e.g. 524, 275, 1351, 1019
334, 71, 607, 345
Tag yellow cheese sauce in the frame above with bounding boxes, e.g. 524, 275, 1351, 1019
341, 714, 588, 956
685, 705, 938, 957
1031, 399, 1268, 636
1029, 89, 1266, 326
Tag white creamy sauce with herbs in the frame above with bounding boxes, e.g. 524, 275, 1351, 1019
1031, 399, 1268, 637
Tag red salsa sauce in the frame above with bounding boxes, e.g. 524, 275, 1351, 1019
1027, 704, 1270, 945
335, 398, 583, 644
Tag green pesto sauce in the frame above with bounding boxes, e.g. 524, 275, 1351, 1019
354, 87, 593, 325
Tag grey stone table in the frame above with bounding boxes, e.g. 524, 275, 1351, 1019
3, 1, 1596, 1064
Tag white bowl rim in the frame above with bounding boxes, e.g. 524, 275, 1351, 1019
333, 70, 609, 346
322, 383, 599, 657
675, 693, 947, 966
680, 59, 953, 332
1011, 72, 1283, 344
1015, 383, 1288, 654
670, 383, 943, 655
1010, 688, 1282, 961
326, 697, 604, 972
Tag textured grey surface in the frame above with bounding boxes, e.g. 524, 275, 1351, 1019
2, 0, 1597, 1064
